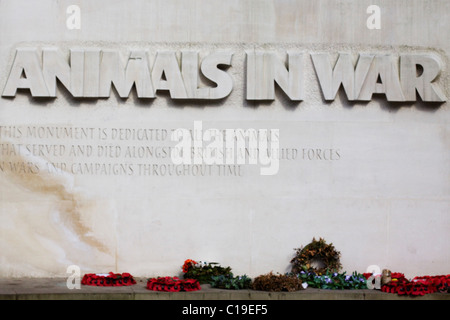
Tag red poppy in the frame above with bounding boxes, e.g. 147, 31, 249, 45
81, 272, 136, 287
381, 273, 450, 296
146, 276, 201, 292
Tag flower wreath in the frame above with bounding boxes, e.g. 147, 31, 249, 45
291, 237, 342, 275
251, 272, 304, 292
81, 272, 136, 286
146, 276, 201, 292
381, 273, 450, 296
181, 259, 232, 284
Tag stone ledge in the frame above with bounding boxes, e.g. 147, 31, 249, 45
0, 278, 449, 300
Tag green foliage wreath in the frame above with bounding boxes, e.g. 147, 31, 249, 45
291, 237, 342, 275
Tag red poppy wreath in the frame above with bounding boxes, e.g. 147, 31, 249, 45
381, 273, 450, 296
146, 276, 201, 292
81, 272, 137, 286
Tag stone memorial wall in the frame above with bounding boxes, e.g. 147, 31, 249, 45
0, 0, 448, 278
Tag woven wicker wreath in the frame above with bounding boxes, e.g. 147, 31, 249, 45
291, 237, 342, 275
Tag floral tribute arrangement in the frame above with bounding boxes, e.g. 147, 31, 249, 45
291, 237, 342, 275
210, 274, 252, 290
376, 272, 450, 296
251, 272, 304, 292
77, 248, 449, 297
295, 268, 367, 290
289, 238, 367, 290
146, 276, 201, 292
182, 259, 232, 284
81, 272, 136, 286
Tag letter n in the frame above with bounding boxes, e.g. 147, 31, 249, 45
246, 50, 304, 101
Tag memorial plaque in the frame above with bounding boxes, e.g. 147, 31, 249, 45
0, 0, 448, 279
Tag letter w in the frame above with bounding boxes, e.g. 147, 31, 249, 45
311, 53, 372, 101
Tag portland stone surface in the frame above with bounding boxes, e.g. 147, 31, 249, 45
0, 0, 449, 279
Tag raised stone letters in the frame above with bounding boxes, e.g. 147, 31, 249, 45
1, 47, 446, 102
357, 54, 405, 101
311, 52, 446, 102
400, 54, 447, 102
2, 48, 234, 100
246, 50, 305, 100
3, 48, 50, 97
99, 50, 154, 98
310, 53, 360, 101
